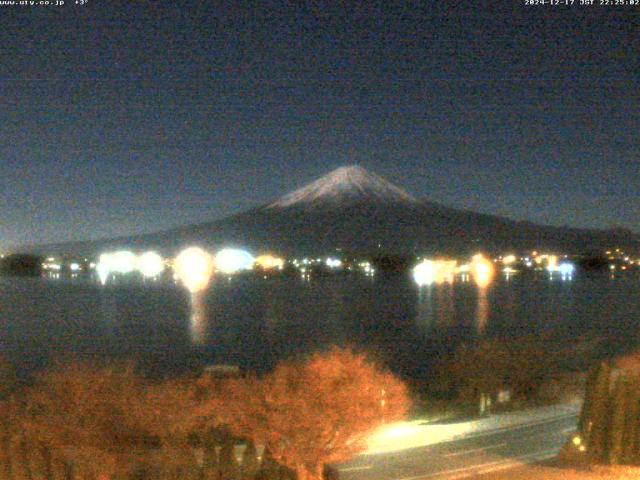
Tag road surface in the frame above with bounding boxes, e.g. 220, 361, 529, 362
337, 409, 578, 480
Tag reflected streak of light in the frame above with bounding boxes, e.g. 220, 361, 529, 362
174, 247, 215, 345
189, 290, 208, 345
416, 287, 434, 334
476, 287, 490, 334
96, 260, 111, 285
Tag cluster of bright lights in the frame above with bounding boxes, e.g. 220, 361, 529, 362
546, 261, 576, 280
325, 257, 343, 269
604, 248, 638, 272
533, 253, 558, 270
359, 261, 375, 276
214, 248, 255, 274
292, 257, 318, 267
412, 259, 457, 286
412, 255, 496, 288
42, 257, 62, 272
291, 256, 371, 277
96, 250, 166, 284
571, 434, 586, 453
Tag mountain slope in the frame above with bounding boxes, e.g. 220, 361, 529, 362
27, 166, 640, 257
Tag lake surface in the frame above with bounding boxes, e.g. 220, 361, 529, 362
1, 271, 639, 379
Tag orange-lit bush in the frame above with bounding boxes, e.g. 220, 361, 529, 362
201, 347, 410, 480
21, 363, 148, 452
19, 362, 204, 479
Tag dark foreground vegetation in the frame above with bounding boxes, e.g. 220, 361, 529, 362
0, 255, 43, 277
0, 348, 409, 480
0, 334, 628, 480
560, 352, 640, 467
416, 334, 588, 418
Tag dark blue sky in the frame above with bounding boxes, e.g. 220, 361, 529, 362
1, 1, 638, 249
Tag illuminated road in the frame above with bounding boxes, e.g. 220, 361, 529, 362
337, 410, 578, 480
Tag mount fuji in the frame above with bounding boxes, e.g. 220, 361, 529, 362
267, 165, 417, 208
30, 166, 640, 257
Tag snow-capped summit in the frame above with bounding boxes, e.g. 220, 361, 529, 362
268, 165, 417, 209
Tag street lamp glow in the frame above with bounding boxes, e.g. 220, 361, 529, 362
137, 251, 165, 278
214, 248, 254, 274
502, 254, 517, 265
470, 254, 495, 288
558, 262, 574, 275
558, 261, 575, 280
111, 251, 137, 274
174, 247, 215, 293
413, 260, 436, 286
413, 259, 457, 286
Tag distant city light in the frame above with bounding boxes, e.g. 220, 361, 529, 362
69, 263, 81, 272
255, 254, 285, 270
137, 251, 165, 278
502, 254, 516, 265
325, 257, 342, 269
359, 261, 375, 275
558, 262, 575, 280
174, 247, 215, 293
413, 260, 436, 286
214, 248, 254, 274
43, 261, 61, 271
457, 263, 470, 273
413, 259, 457, 286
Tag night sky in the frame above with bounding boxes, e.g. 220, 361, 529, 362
1, 1, 638, 250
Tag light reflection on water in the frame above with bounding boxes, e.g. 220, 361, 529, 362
189, 291, 208, 345
475, 287, 490, 334
0, 272, 639, 378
